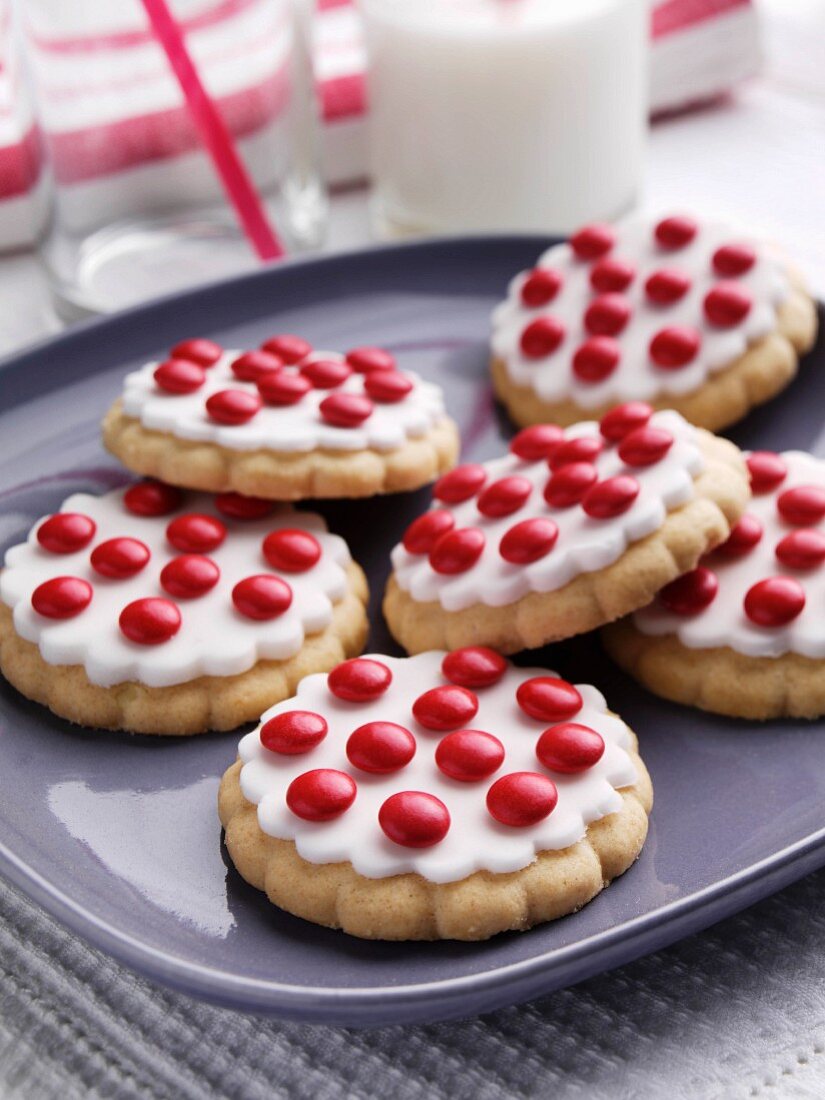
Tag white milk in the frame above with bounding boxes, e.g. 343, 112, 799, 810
360, 0, 648, 236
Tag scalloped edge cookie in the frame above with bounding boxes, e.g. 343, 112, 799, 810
491, 280, 818, 431
602, 617, 825, 721
383, 431, 750, 655
218, 725, 653, 941
101, 403, 460, 501
0, 563, 369, 736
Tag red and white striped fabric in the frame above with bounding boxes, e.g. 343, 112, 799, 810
316, 0, 762, 183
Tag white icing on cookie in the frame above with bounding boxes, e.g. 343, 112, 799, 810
391, 409, 705, 612
0, 487, 353, 688
237, 651, 639, 883
491, 215, 791, 409
120, 349, 448, 454
634, 451, 825, 659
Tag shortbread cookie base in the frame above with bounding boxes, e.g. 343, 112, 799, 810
384, 432, 749, 655
102, 403, 460, 501
218, 727, 653, 941
0, 564, 369, 736
492, 283, 818, 431
603, 617, 825, 721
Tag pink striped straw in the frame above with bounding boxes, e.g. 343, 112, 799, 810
140, 0, 285, 262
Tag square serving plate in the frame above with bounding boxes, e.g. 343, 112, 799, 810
1, 236, 823, 1026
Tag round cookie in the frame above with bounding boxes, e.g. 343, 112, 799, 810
0, 482, 368, 734
604, 449, 825, 720
491, 214, 817, 431
219, 649, 653, 941
383, 406, 750, 655
102, 337, 460, 500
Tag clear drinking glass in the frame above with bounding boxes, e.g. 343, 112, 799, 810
21, 0, 327, 317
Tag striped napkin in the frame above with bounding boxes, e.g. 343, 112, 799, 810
316, 0, 762, 183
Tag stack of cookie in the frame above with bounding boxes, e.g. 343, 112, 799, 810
0, 211, 819, 944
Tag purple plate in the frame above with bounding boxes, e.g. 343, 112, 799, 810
0, 237, 823, 1026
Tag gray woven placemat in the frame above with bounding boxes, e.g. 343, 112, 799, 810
2, 869, 825, 1100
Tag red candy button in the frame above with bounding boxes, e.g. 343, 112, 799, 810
119, 597, 181, 644
206, 389, 261, 425
319, 392, 373, 428
659, 566, 718, 615
510, 424, 565, 461
776, 529, 825, 570
345, 346, 396, 373
300, 358, 352, 389
90, 537, 150, 578
153, 359, 206, 394
744, 577, 805, 627
777, 486, 825, 526
232, 575, 293, 620
429, 527, 485, 574
230, 350, 283, 382
261, 334, 312, 364
520, 316, 566, 359
413, 685, 478, 730
520, 267, 563, 307
166, 513, 227, 553
263, 528, 321, 572
572, 337, 620, 383
650, 327, 701, 369
433, 464, 487, 503
746, 451, 787, 494
590, 257, 635, 293
499, 517, 559, 564
486, 772, 558, 827
160, 555, 220, 598
260, 710, 327, 755
442, 647, 507, 688
570, 223, 615, 260
257, 371, 311, 405
123, 481, 182, 516
599, 402, 653, 441
328, 657, 392, 702
548, 435, 603, 469
582, 475, 640, 518
214, 492, 272, 520
618, 426, 674, 467
645, 268, 691, 305
536, 723, 605, 774
402, 509, 455, 554
477, 476, 532, 518
31, 576, 92, 619
544, 462, 598, 508
516, 677, 582, 722
364, 370, 414, 403
704, 282, 752, 327
37, 513, 96, 554
654, 215, 697, 250
584, 293, 631, 337
346, 722, 416, 773
436, 729, 505, 782
713, 243, 756, 277
287, 769, 356, 821
716, 515, 763, 558
170, 337, 222, 366
379, 791, 450, 848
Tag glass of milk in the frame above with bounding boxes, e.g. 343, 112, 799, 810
360, 0, 648, 237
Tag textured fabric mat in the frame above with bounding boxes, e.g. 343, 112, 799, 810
1, 871, 824, 1099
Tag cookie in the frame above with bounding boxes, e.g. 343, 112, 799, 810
491, 214, 817, 431
102, 337, 460, 500
383, 407, 749, 655
0, 482, 368, 734
604, 449, 825, 720
218, 649, 653, 941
